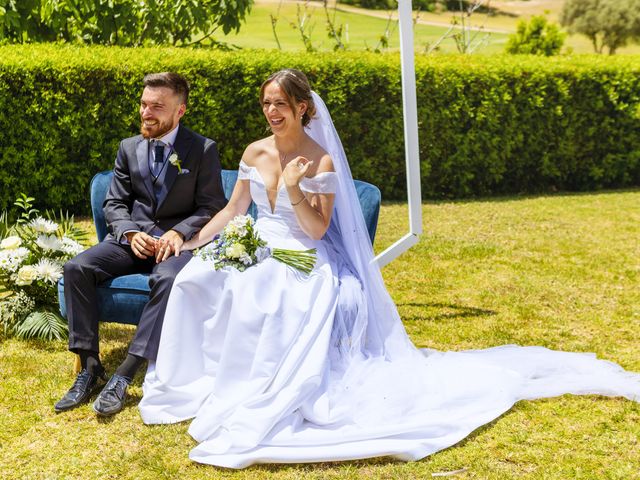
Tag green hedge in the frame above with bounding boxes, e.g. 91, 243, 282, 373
0, 45, 639, 214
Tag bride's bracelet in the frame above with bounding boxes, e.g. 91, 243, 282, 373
291, 195, 307, 207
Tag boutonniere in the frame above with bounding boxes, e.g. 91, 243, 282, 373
168, 152, 182, 173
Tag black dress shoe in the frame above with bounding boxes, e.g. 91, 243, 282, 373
93, 374, 131, 416
54, 368, 107, 413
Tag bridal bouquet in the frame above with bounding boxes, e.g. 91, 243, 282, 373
197, 215, 316, 274
0, 194, 87, 340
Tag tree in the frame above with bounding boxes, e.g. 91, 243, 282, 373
561, 0, 640, 54
0, 0, 253, 46
506, 15, 566, 56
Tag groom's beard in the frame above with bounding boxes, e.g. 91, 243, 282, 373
140, 118, 174, 139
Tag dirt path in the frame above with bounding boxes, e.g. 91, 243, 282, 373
491, 0, 563, 17
254, 0, 516, 33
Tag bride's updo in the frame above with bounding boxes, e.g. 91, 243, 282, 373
260, 69, 316, 127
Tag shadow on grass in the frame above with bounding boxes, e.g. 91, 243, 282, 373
211, 455, 407, 474
398, 302, 497, 322
98, 323, 149, 383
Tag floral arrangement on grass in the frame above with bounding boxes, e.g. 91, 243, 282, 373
197, 215, 316, 274
0, 194, 87, 340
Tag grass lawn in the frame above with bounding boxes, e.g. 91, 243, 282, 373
218, 2, 510, 53
215, 0, 640, 54
1, 189, 639, 478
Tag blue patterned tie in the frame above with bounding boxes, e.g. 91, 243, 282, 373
152, 141, 165, 177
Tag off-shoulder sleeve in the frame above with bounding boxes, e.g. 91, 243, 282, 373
238, 160, 252, 180
299, 172, 338, 194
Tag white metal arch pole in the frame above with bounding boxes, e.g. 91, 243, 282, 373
374, 0, 422, 268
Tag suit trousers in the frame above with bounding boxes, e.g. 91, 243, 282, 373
64, 239, 192, 361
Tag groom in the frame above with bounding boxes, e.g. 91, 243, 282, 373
55, 72, 227, 416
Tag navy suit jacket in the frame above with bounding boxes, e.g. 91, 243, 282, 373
103, 124, 227, 242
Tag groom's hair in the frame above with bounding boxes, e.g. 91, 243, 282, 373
260, 69, 316, 127
142, 72, 190, 105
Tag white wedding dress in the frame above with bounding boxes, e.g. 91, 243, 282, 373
139, 94, 640, 469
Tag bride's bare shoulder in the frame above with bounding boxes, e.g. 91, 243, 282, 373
241, 137, 273, 168
308, 141, 335, 174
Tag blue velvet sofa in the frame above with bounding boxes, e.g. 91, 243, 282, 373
57, 170, 381, 326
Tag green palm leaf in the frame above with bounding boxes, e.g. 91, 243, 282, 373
15, 310, 68, 341
0, 209, 10, 239
45, 209, 89, 244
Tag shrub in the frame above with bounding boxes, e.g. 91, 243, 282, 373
506, 15, 566, 56
0, 45, 638, 210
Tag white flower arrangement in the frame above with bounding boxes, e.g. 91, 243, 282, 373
0, 195, 87, 340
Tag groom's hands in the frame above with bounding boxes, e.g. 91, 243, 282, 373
125, 230, 184, 262
126, 232, 157, 259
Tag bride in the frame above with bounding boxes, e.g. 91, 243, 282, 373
139, 69, 640, 468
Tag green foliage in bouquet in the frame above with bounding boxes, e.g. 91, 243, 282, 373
0, 194, 87, 340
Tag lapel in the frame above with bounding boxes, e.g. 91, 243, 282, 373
157, 125, 194, 211
136, 138, 155, 203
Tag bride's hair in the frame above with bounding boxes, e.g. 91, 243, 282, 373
259, 69, 317, 126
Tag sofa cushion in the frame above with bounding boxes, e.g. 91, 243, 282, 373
58, 274, 150, 326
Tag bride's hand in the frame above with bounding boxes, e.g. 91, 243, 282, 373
176, 239, 195, 255
283, 156, 313, 188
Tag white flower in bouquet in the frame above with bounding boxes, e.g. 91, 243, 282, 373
60, 237, 84, 256
29, 217, 59, 234
15, 265, 38, 286
34, 258, 64, 284
0, 247, 29, 273
226, 216, 250, 237
225, 243, 247, 259
1, 236, 22, 250
36, 234, 63, 252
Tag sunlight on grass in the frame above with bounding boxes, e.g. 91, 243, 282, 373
218, 2, 510, 53
216, 1, 640, 54
1, 190, 639, 478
